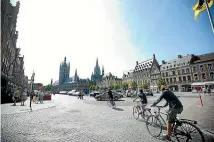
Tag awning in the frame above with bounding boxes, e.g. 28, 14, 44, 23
191, 82, 205, 86
204, 81, 214, 85
191, 81, 214, 86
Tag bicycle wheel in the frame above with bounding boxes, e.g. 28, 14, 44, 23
146, 115, 162, 137
141, 108, 152, 121
173, 120, 205, 142
133, 106, 140, 120
112, 101, 116, 108
107, 100, 111, 107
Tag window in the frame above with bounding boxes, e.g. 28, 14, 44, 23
210, 72, 214, 79
166, 79, 169, 83
187, 76, 191, 81
194, 74, 198, 81
166, 72, 168, 77
173, 77, 176, 82
202, 73, 206, 80
179, 77, 182, 82
162, 73, 165, 77
170, 78, 172, 83
177, 70, 180, 75
208, 64, 212, 70
182, 69, 185, 74
183, 76, 186, 82
172, 71, 175, 75
193, 66, 196, 72
199, 65, 204, 71
186, 68, 190, 73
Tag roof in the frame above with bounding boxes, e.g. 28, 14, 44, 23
194, 52, 214, 64
161, 55, 192, 70
134, 59, 153, 72
191, 81, 214, 86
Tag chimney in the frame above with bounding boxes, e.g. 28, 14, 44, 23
178, 55, 182, 58
136, 61, 138, 65
162, 60, 166, 64
153, 54, 156, 59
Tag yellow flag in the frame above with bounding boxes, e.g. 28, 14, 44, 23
192, 0, 213, 20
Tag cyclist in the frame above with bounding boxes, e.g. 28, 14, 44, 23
133, 89, 147, 115
107, 88, 114, 105
151, 85, 183, 140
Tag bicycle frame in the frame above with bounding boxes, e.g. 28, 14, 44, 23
153, 107, 168, 127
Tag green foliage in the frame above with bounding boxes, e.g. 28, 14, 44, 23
142, 83, 149, 89
45, 84, 53, 91
109, 84, 114, 90
130, 81, 137, 89
114, 84, 120, 90
157, 78, 166, 89
95, 85, 99, 90
122, 82, 128, 89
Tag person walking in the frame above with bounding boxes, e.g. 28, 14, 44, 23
21, 88, 27, 106
13, 87, 20, 106
39, 90, 44, 103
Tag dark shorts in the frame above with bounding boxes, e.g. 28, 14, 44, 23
167, 107, 183, 123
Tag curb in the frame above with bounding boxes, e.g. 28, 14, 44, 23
202, 129, 214, 136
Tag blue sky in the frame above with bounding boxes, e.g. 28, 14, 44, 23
119, 0, 214, 63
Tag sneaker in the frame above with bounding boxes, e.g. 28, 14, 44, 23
162, 134, 171, 141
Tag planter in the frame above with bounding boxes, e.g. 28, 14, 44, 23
43, 95, 51, 100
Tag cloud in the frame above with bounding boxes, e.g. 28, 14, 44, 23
17, 0, 144, 85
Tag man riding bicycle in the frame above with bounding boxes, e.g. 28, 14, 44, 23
151, 85, 183, 140
107, 88, 113, 99
133, 89, 148, 115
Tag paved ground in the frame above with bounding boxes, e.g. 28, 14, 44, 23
1, 93, 214, 142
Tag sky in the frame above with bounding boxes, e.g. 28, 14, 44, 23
14, 0, 214, 85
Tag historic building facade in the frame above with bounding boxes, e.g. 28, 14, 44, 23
122, 70, 134, 84
91, 58, 104, 83
133, 54, 160, 91
160, 54, 193, 92
99, 72, 122, 89
59, 57, 70, 85
1, 0, 28, 103
190, 53, 214, 86
53, 57, 91, 91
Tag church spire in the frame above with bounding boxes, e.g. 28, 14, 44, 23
75, 69, 77, 77
96, 58, 98, 66
102, 65, 104, 76
51, 78, 53, 85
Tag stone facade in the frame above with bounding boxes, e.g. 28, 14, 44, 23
1, 0, 28, 103
190, 53, 214, 83
160, 55, 193, 92
122, 70, 134, 84
59, 57, 70, 85
91, 58, 104, 83
133, 54, 160, 91
99, 72, 122, 89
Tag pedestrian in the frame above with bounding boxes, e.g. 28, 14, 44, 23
81, 91, 84, 99
12, 87, 20, 106
40, 90, 44, 103
21, 88, 27, 106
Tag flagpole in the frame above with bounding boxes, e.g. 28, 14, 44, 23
204, 0, 214, 34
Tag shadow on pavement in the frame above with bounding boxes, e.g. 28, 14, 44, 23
96, 100, 125, 102
113, 108, 124, 111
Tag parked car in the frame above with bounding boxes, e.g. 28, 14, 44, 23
145, 91, 153, 96
67, 90, 77, 96
95, 92, 122, 101
90, 91, 100, 97
59, 91, 68, 94
73, 91, 80, 96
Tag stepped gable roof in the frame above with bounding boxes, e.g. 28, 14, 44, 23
134, 59, 153, 72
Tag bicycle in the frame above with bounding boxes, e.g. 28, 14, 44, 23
107, 98, 116, 108
146, 105, 205, 142
133, 100, 151, 121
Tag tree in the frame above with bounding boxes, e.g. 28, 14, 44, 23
130, 81, 137, 89
142, 82, 149, 89
95, 85, 99, 90
114, 84, 120, 90
157, 78, 166, 89
122, 82, 128, 90
109, 84, 114, 90
45, 84, 53, 91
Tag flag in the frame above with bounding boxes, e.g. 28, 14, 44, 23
192, 0, 213, 20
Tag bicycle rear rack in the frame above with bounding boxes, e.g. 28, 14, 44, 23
179, 119, 197, 124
